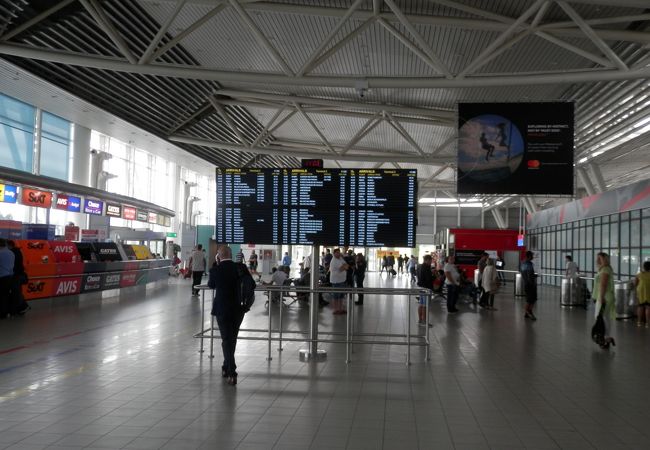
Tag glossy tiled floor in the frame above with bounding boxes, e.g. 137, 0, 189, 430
1, 273, 649, 450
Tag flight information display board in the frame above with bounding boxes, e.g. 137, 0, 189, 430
216, 168, 417, 247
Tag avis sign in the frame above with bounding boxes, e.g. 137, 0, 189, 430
53, 277, 82, 296
21, 188, 53, 208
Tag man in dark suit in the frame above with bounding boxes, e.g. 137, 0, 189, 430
208, 246, 245, 385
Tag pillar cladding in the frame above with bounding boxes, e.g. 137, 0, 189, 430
72, 125, 91, 186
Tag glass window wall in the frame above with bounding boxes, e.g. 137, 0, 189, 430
528, 207, 650, 286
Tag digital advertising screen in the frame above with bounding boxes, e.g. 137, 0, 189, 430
457, 102, 574, 195
216, 168, 417, 247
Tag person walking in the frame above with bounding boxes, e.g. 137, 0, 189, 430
248, 250, 259, 277
354, 253, 366, 305
235, 248, 244, 263
0, 238, 15, 319
593, 252, 616, 348
479, 258, 498, 310
397, 254, 404, 274
477, 252, 489, 304
7, 240, 29, 316
189, 244, 206, 296
444, 255, 460, 313
520, 251, 538, 320
282, 251, 291, 267
328, 248, 349, 315
417, 255, 434, 326
408, 255, 418, 283
208, 246, 246, 385
635, 261, 650, 327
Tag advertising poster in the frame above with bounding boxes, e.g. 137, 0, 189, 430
105, 202, 122, 218
120, 271, 137, 287
457, 102, 574, 195
136, 209, 148, 222
53, 276, 82, 296
84, 199, 104, 215
103, 273, 121, 289
21, 188, 53, 208
64, 225, 80, 241
93, 243, 122, 262
22, 278, 54, 300
123, 206, 136, 220
148, 211, 158, 224
55, 194, 81, 212
0, 183, 18, 203
81, 273, 104, 292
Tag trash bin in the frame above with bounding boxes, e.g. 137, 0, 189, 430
561, 277, 584, 307
561, 278, 572, 306
615, 281, 633, 320
515, 273, 525, 297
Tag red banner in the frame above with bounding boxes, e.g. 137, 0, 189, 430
120, 271, 137, 287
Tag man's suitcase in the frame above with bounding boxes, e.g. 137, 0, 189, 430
389, 269, 397, 276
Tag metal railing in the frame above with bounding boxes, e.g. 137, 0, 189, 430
194, 284, 433, 365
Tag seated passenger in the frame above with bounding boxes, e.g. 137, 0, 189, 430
263, 266, 289, 302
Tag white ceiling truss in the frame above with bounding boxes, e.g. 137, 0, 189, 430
0, 0, 649, 212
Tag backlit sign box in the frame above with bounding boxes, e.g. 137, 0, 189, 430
148, 212, 158, 224
136, 210, 148, 222
0, 184, 18, 203
106, 203, 122, 218
123, 206, 136, 220
84, 199, 104, 215
55, 194, 81, 212
21, 188, 53, 208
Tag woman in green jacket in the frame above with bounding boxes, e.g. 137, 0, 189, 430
594, 252, 616, 348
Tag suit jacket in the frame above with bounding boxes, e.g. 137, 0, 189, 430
208, 260, 241, 317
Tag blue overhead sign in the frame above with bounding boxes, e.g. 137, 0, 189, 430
0, 183, 18, 203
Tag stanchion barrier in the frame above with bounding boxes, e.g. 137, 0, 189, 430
195, 284, 211, 354
194, 285, 433, 366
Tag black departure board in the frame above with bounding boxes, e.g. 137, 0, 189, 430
216, 168, 417, 247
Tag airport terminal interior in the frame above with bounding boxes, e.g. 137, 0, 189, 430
1, 1, 650, 449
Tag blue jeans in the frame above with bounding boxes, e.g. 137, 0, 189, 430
446, 284, 459, 312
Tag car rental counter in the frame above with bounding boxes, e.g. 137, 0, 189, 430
16, 240, 171, 301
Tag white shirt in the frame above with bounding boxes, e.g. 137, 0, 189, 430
303, 254, 312, 270
566, 261, 578, 278
444, 263, 460, 285
482, 265, 498, 292
190, 250, 206, 271
329, 256, 347, 284
271, 270, 288, 286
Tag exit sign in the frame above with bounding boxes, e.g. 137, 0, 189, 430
166, 232, 177, 238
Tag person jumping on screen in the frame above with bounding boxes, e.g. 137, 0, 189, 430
480, 132, 494, 161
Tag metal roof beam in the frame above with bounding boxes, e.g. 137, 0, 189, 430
139, 0, 187, 64
1, 0, 76, 42
296, 0, 365, 76
3, 43, 650, 88
383, 0, 451, 77
168, 134, 449, 164
220, 98, 443, 126
147, 3, 226, 62
79, 0, 138, 64
217, 89, 454, 122
556, 1, 629, 71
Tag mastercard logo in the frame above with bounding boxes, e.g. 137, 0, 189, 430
527, 160, 541, 168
